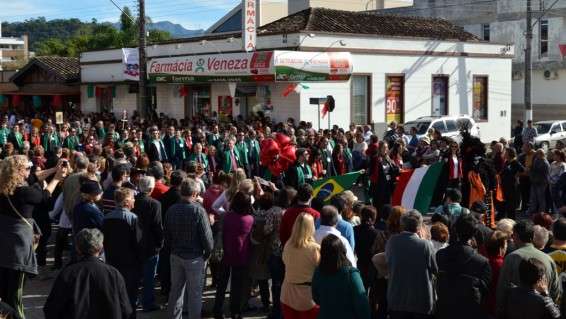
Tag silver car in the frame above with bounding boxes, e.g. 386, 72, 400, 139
534, 121, 566, 151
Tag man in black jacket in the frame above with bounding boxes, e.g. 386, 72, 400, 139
102, 188, 141, 319
44, 228, 132, 319
132, 176, 163, 312
435, 214, 492, 319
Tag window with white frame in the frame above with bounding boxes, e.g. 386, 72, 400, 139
540, 19, 549, 57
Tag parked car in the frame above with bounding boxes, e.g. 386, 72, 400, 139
404, 115, 480, 142
533, 120, 566, 151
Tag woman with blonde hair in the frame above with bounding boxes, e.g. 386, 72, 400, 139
0, 155, 67, 318
281, 213, 321, 319
212, 168, 247, 215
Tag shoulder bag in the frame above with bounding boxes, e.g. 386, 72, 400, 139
6, 195, 41, 251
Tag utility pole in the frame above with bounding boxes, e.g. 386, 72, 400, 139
138, 0, 148, 119
524, 0, 533, 122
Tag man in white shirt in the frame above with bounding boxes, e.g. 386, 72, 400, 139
314, 205, 357, 267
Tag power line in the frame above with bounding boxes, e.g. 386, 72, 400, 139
109, 0, 136, 23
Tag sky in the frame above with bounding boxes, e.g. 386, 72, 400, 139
0, 0, 243, 30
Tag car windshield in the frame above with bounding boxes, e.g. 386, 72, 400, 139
404, 121, 430, 135
535, 123, 552, 134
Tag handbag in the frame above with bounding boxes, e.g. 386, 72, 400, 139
6, 195, 41, 251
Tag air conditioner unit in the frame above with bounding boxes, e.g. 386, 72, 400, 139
512, 70, 523, 80
544, 69, 559, 80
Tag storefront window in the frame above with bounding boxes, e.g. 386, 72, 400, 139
187, 86, 211, 119
473, 76, 488, 121
351, 75, 370, 124
432, 76, 448, 116
386, 75, 404, 123
96, 87, 114, 113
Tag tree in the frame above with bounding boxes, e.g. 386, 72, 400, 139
9, 14, 173, 57
120, 7, 134, 32
36, 38, 68, 56
148, 30, 172, 43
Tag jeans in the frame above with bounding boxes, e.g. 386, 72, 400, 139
268, 254, 285, 319
528, 183, 547, 214
141, 255, 159, 309
168, 255, 205, 319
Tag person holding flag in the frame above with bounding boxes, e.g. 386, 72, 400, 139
368, 141, 399, 211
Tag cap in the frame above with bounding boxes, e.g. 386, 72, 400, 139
80, 180, 103, 195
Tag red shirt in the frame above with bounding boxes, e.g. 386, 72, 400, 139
279, 205, 320, 247
151, 180, 170, 200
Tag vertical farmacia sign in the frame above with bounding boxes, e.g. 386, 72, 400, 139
243, 0, 256, 52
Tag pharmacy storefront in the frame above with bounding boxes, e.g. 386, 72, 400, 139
147, 50, 352, 123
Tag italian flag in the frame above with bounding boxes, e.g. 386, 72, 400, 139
391, 162, 443, 213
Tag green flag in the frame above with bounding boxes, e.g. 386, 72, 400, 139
312, 171, 362, 203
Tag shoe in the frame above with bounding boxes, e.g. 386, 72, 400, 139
142, 305, 162, 312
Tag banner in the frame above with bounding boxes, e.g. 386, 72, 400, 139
149, 51, 274, 83
386, 76, 404, 123
243, 0, 257, 52
274, 51, 352, 82
122, 48, 140, 81
148, 51, 353, 83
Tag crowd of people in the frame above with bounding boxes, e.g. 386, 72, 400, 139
0, 110, 566, 319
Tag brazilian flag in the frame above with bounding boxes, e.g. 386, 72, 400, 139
312, 171, 362, 203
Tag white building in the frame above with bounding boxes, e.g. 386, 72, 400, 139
80, 8, 513, 141
0, 23, 29, 71
376, 0, 566, 123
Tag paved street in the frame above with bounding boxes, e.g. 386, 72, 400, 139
23, 241, 268, 319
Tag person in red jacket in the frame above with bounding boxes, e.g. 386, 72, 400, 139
483, 230, 508, 317
279, 183, 320, 247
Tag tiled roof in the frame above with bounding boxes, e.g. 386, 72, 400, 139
157, 7, 478, 46
259, 7, 478, 41
33, 56, 80, 82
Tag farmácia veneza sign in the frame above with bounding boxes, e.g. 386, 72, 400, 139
148, 51, 352, 83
